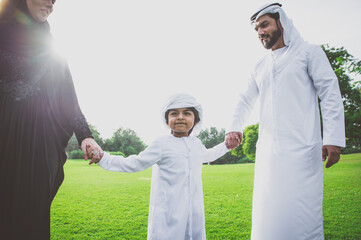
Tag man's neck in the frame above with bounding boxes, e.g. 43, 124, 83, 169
271, 40, 286, 51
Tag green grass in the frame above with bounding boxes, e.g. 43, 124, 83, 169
323, 154, 361, 240
51, 153, 361, 239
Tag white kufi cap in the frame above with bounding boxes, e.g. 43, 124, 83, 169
161, 93, 203, 135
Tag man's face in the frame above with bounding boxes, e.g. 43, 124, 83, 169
254, 14, 284, 50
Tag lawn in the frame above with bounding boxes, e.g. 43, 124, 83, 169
51, 153, 361, 239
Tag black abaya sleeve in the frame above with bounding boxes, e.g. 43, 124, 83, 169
54, 58, 93, 146
66, 67, 94, 145
74, 115, 94, 145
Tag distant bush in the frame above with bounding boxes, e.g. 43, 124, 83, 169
68, 149, 84, 159
109, 151, 126, 157
342, 146, 361, 154
103, 128, 146, 156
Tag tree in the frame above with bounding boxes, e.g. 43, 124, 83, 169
89, 125, 104, 149
197, 127, 246, 164
103, 138, 115, 151
230, 123, 258, 162
65, 124, 104, 154
242, 124, 259, 161
124, 146, 138, 156
229, 46, 361, 159
68, 149, 84, 159
197, 127, 225, 148
322, 45, 361, 152
65, 134, 79, 154
104, 128, 146, 156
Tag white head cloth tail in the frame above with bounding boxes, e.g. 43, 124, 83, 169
251, 3, 304, 48
161, 93, 203, 135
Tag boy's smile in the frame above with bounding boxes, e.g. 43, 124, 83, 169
167, 108, 196, 138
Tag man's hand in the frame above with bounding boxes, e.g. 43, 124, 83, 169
225, 132, 243, 149
322, 145, 341, 168
81, 138, 103, 165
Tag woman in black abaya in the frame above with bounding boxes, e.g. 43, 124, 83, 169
0, 0, 102, 239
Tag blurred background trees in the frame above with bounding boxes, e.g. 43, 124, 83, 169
322, 45, 361, 153
66, 45, 360, 160
197, 127, 253, 164
66, 126, 145, 159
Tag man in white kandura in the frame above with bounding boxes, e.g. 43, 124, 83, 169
225, 3, 345, 240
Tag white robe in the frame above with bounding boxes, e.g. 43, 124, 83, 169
228, 40, 345, 240
98, 135, 228, 240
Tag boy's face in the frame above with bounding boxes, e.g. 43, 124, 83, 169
167, 108, 196, 138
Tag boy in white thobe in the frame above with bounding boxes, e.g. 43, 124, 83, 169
89, 93, 230, 240
226, 3, 345, 240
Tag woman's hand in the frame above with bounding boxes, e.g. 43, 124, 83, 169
81, 138, 104, 165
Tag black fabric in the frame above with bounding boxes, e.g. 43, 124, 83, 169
0, 0, 51, 57
250, 2, 282, 22
0, 2, 93, 239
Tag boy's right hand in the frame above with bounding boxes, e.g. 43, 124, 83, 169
225, 132, 242, 149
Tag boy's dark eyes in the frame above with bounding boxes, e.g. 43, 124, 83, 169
169, 111, 192, 116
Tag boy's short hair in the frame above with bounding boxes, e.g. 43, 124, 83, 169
165, 107, 200, 135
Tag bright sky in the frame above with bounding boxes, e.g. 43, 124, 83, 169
47, 0, 361, 144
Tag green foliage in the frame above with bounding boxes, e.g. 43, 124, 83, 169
341, 146, 361, 155
242, 124, 259, 161
197, 127, 248, 164
109, 151, 126, 157
230, 142, 244, 158
322, 153, 361, 239
124, 146, 138, 156
215, 152, 244, 165
230, 123, 259, 162
230, 141, 254, 164
322, 45, 361, 151
68, 149, 84, 159
89, 125, 105, 149
65, 125, 105, 154
103, 138, 113, 151
65, 134, 80, 154
52, 154, 361, 239
103, 128, 146, 156
197, 127, 225, 148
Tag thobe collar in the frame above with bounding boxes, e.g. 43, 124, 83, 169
271, 46, 288, 60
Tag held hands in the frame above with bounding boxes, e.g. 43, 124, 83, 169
81, 138, 104, 165
225, 132, 242, 149
322, 145, 341, 168
86, 145, 104, 165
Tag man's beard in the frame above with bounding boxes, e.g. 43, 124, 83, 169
260, 26, 282, 49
